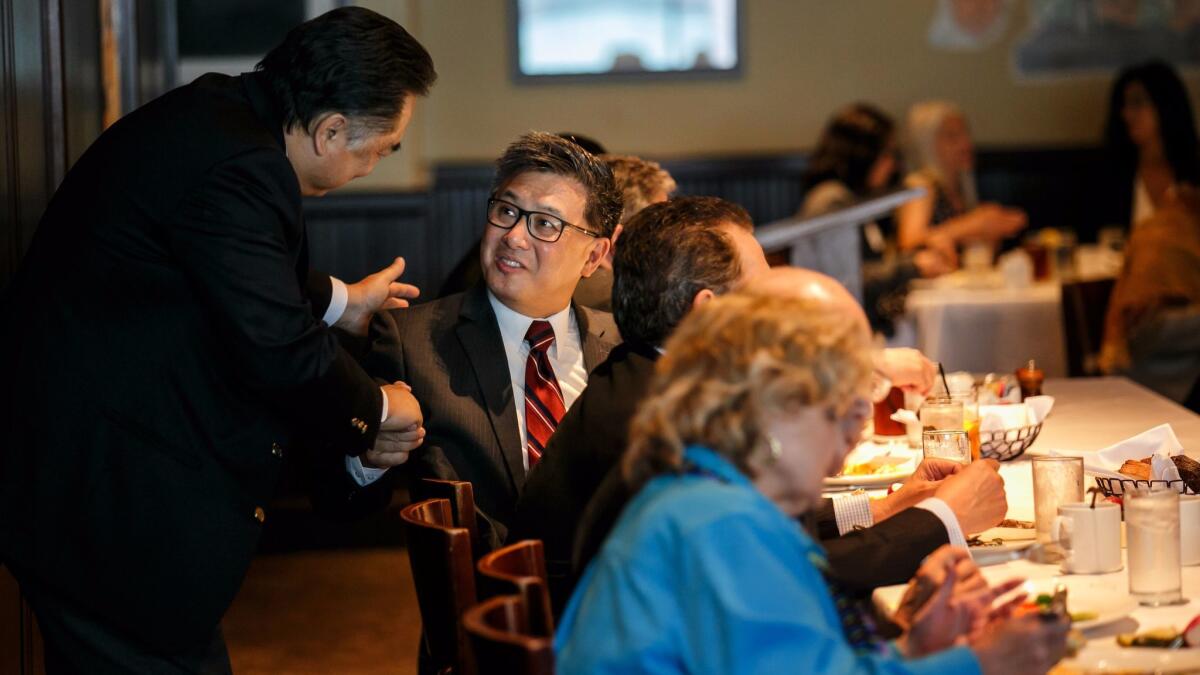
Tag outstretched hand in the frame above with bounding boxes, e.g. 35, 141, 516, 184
336, 257, 421, 336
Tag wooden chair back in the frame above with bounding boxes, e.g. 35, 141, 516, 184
462, 595, 554, 675
476, 540, 554, 637
416, 478, 482, 559
400, 498, 478, 675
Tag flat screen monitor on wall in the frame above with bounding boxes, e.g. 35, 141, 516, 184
512, 0, 741, 82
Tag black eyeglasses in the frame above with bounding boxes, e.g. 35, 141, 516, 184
486, 198, 598, 243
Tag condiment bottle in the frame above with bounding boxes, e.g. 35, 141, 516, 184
1016, 359, 1044, 400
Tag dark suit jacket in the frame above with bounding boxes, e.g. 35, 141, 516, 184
514, 342, 949, 614
362, 283, 620, 548
0, 72, 384, 654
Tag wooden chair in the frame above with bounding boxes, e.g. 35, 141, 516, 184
400, 498, 478, 675
415, 478, 482, 560
476, 540, 554, 637
462, 595, 554, 675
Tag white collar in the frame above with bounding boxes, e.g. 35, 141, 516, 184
486, 290, 576, 346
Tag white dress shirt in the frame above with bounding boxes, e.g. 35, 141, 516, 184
487, 291, 588, 472
830, 493, 966, 547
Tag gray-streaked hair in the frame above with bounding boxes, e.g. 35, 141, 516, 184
906, 100, 978, 207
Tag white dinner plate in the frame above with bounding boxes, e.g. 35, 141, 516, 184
1060, 645, 1200, 674
1019, 578, 1138, 632
824, 442, 918, 489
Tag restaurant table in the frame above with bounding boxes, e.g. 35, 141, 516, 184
873, 377, 1200, 672
901, 279, 1068, 377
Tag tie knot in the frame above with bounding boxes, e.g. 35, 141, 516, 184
525, 320, 556, 353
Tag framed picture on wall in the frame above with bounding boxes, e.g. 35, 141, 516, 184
175, 0, 348, 84
510, 0, 743, 83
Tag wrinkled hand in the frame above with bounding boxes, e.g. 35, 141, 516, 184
876, 348, 937, 394
896, 546, 1017, 657
971, 612, 1070, 675
873, 457, 969, 521
933, 459, 1007, 535
362, 423, 425, 468
335, 257, 421, 336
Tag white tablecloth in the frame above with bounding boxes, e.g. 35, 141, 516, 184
902, 280, 1067, 377
875, 377, 1200, 671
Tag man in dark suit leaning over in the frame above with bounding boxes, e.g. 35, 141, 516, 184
0, 8, 434, 673
359, 132, 623, 550
509, 196, 1008, 614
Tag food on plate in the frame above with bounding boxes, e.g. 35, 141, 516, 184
997, 518, 1034, 529
1118, 458, 1152, 480
1186, 614, 1200, 648
1174, 454, 1200, 493
967, 535, 1003, 548
1018, 593, 1096, 624
839, 454, 910, 477
1116, 627, 1185, 648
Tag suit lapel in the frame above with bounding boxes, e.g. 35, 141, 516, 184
455, 285, 526, 490
575, 304, 617, 371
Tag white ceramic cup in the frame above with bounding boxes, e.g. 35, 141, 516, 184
1181, 495, 1200, 567
1053, 502, 1122, 574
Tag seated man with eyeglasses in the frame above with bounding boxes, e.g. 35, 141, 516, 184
353, 131, 623, 550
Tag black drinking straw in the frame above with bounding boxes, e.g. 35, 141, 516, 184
938, 362, 950, 397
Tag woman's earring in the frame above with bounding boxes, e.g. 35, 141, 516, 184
766, 435, 783, 464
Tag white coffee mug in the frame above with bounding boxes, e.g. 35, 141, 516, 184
1054, 502, 1122, 574
1181, 495, 1200, 566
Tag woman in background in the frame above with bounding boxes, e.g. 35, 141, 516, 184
1100, 60, 1199, 231
555, 291, 1069, 675
802, 103, 954, 334
897, 100, 1026, 253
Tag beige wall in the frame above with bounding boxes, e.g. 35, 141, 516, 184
348, 0, 1200, 191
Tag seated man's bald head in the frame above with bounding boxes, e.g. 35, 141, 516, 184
746, 267, 869, 332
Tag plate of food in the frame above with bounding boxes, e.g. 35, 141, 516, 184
1018, 578, 1138, 632
825, 442, 919, 488
1058, 616, 1200, 674
968, 519, 1038, 566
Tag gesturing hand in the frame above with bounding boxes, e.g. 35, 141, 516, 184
335, 257, 421, 336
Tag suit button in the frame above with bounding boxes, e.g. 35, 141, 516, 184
253, 506, 266, 524
271, 442, 283, 458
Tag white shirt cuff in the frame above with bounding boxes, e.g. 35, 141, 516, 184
346, 454, 388, 487
832, 493, 874, 535
914, 497, 968, 548
379, 386, 389, 423
321, 276, 348, 326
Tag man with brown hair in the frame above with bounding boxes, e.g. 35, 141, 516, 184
573, 154, 677, 311
357, 132, 623, 548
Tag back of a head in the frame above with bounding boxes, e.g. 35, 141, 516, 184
256, 7, 436, 138
492, 131, 623, 238
804, 103, 895, 194
612, 196, 752, 347
601, 154, 678, 224
1104, 60, 1200, 183
622, 291, 873, 487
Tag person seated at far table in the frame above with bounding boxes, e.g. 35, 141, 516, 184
355, 131, 624, 549
510, 198, 1007, 614
1100, 185, 1200, 407
555, 290, 1069, 675
801, 103, 955, 335
896, 100, 1027, 256
572, 153, 676, 311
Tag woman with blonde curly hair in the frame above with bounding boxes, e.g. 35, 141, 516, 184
554, 291, 1069, 674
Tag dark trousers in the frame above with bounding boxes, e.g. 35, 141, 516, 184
14, 569, 232, 675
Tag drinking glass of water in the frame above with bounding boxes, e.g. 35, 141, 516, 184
1126, 487, 1184, 606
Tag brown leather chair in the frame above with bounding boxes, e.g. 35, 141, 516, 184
401, 498, 478, 675
416, 478, 483, 560
476, 540, 554, 637
462, 595, 554, 675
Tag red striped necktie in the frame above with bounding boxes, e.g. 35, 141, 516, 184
523, 320, 566, 468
